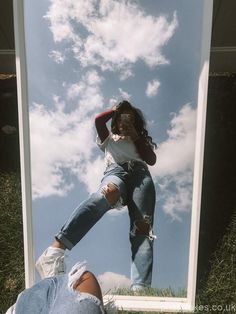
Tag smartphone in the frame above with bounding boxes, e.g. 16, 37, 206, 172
120, 113, 131, 124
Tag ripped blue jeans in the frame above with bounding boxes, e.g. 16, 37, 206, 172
9, 262, 104, 314
56, 161, 156, 290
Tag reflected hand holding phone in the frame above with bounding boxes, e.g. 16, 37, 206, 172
119, 113, 134, 136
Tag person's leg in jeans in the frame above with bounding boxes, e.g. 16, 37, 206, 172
11, 271, 105, 314
55, 165, 128, 249
74, 271, 103, 304
54, 182, 119, 250
36, 164, 128, 278
127, 165, 156, 291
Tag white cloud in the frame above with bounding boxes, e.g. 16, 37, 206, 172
151, 104, 196, 178
118, 88, 131, 100
44, 1, 83, 43
109, 98, 118, 107
67, 70, 103, 100
30, 104, 95, 199
150, 104, 197, 220
107, 88, 131, 109
146, 79, 161, 98
158, 171, 193, 221
45, 0, 178, 77
67, 70, 104, 118
119, 68, 134, 81
98, 271, 131, 294
73, 156, 105, 194
67, 83, 84, 99
30, 70, 105, 199
48, 50, 66, 64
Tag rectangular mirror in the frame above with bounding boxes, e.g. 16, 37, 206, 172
14, 0, 213, 311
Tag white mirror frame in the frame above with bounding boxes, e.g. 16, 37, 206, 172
13, 0, 213, 312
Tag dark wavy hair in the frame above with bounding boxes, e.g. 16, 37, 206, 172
111, 100, 157, 149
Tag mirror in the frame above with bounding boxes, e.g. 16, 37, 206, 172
14, 0, 213, 311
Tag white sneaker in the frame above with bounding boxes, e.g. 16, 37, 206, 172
36, 247, 66, 279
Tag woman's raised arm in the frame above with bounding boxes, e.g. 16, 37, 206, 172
95, 109, 114, 143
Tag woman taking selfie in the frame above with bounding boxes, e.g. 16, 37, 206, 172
36, 100, 157, 291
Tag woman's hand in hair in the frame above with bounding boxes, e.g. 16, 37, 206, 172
111, 104, 118, 112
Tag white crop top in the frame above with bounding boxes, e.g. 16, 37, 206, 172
96, 133, 144, 167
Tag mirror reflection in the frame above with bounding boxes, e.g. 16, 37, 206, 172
24, 0, 204, 297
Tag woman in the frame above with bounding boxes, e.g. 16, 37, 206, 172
36, 100, 157, 291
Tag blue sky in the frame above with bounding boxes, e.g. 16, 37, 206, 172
24, 0, 204, 293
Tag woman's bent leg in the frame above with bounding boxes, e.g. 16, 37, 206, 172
55, 192, 110, 250
36, 189, 121, 278
56, 173, 127, 250
36, 167, 127, 279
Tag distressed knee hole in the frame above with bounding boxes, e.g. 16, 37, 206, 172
101, 183, 120, 206
131, 218, 157, 241
73, 271, 90, 289
133, 220, 150, 236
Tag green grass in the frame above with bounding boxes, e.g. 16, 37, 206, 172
104, 287, 187, 314
113, 286, 187, 298
196, 211, 236, 309
0, 172, 25, 314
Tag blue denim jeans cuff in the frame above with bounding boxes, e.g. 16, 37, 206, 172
55, 232, 74, 250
